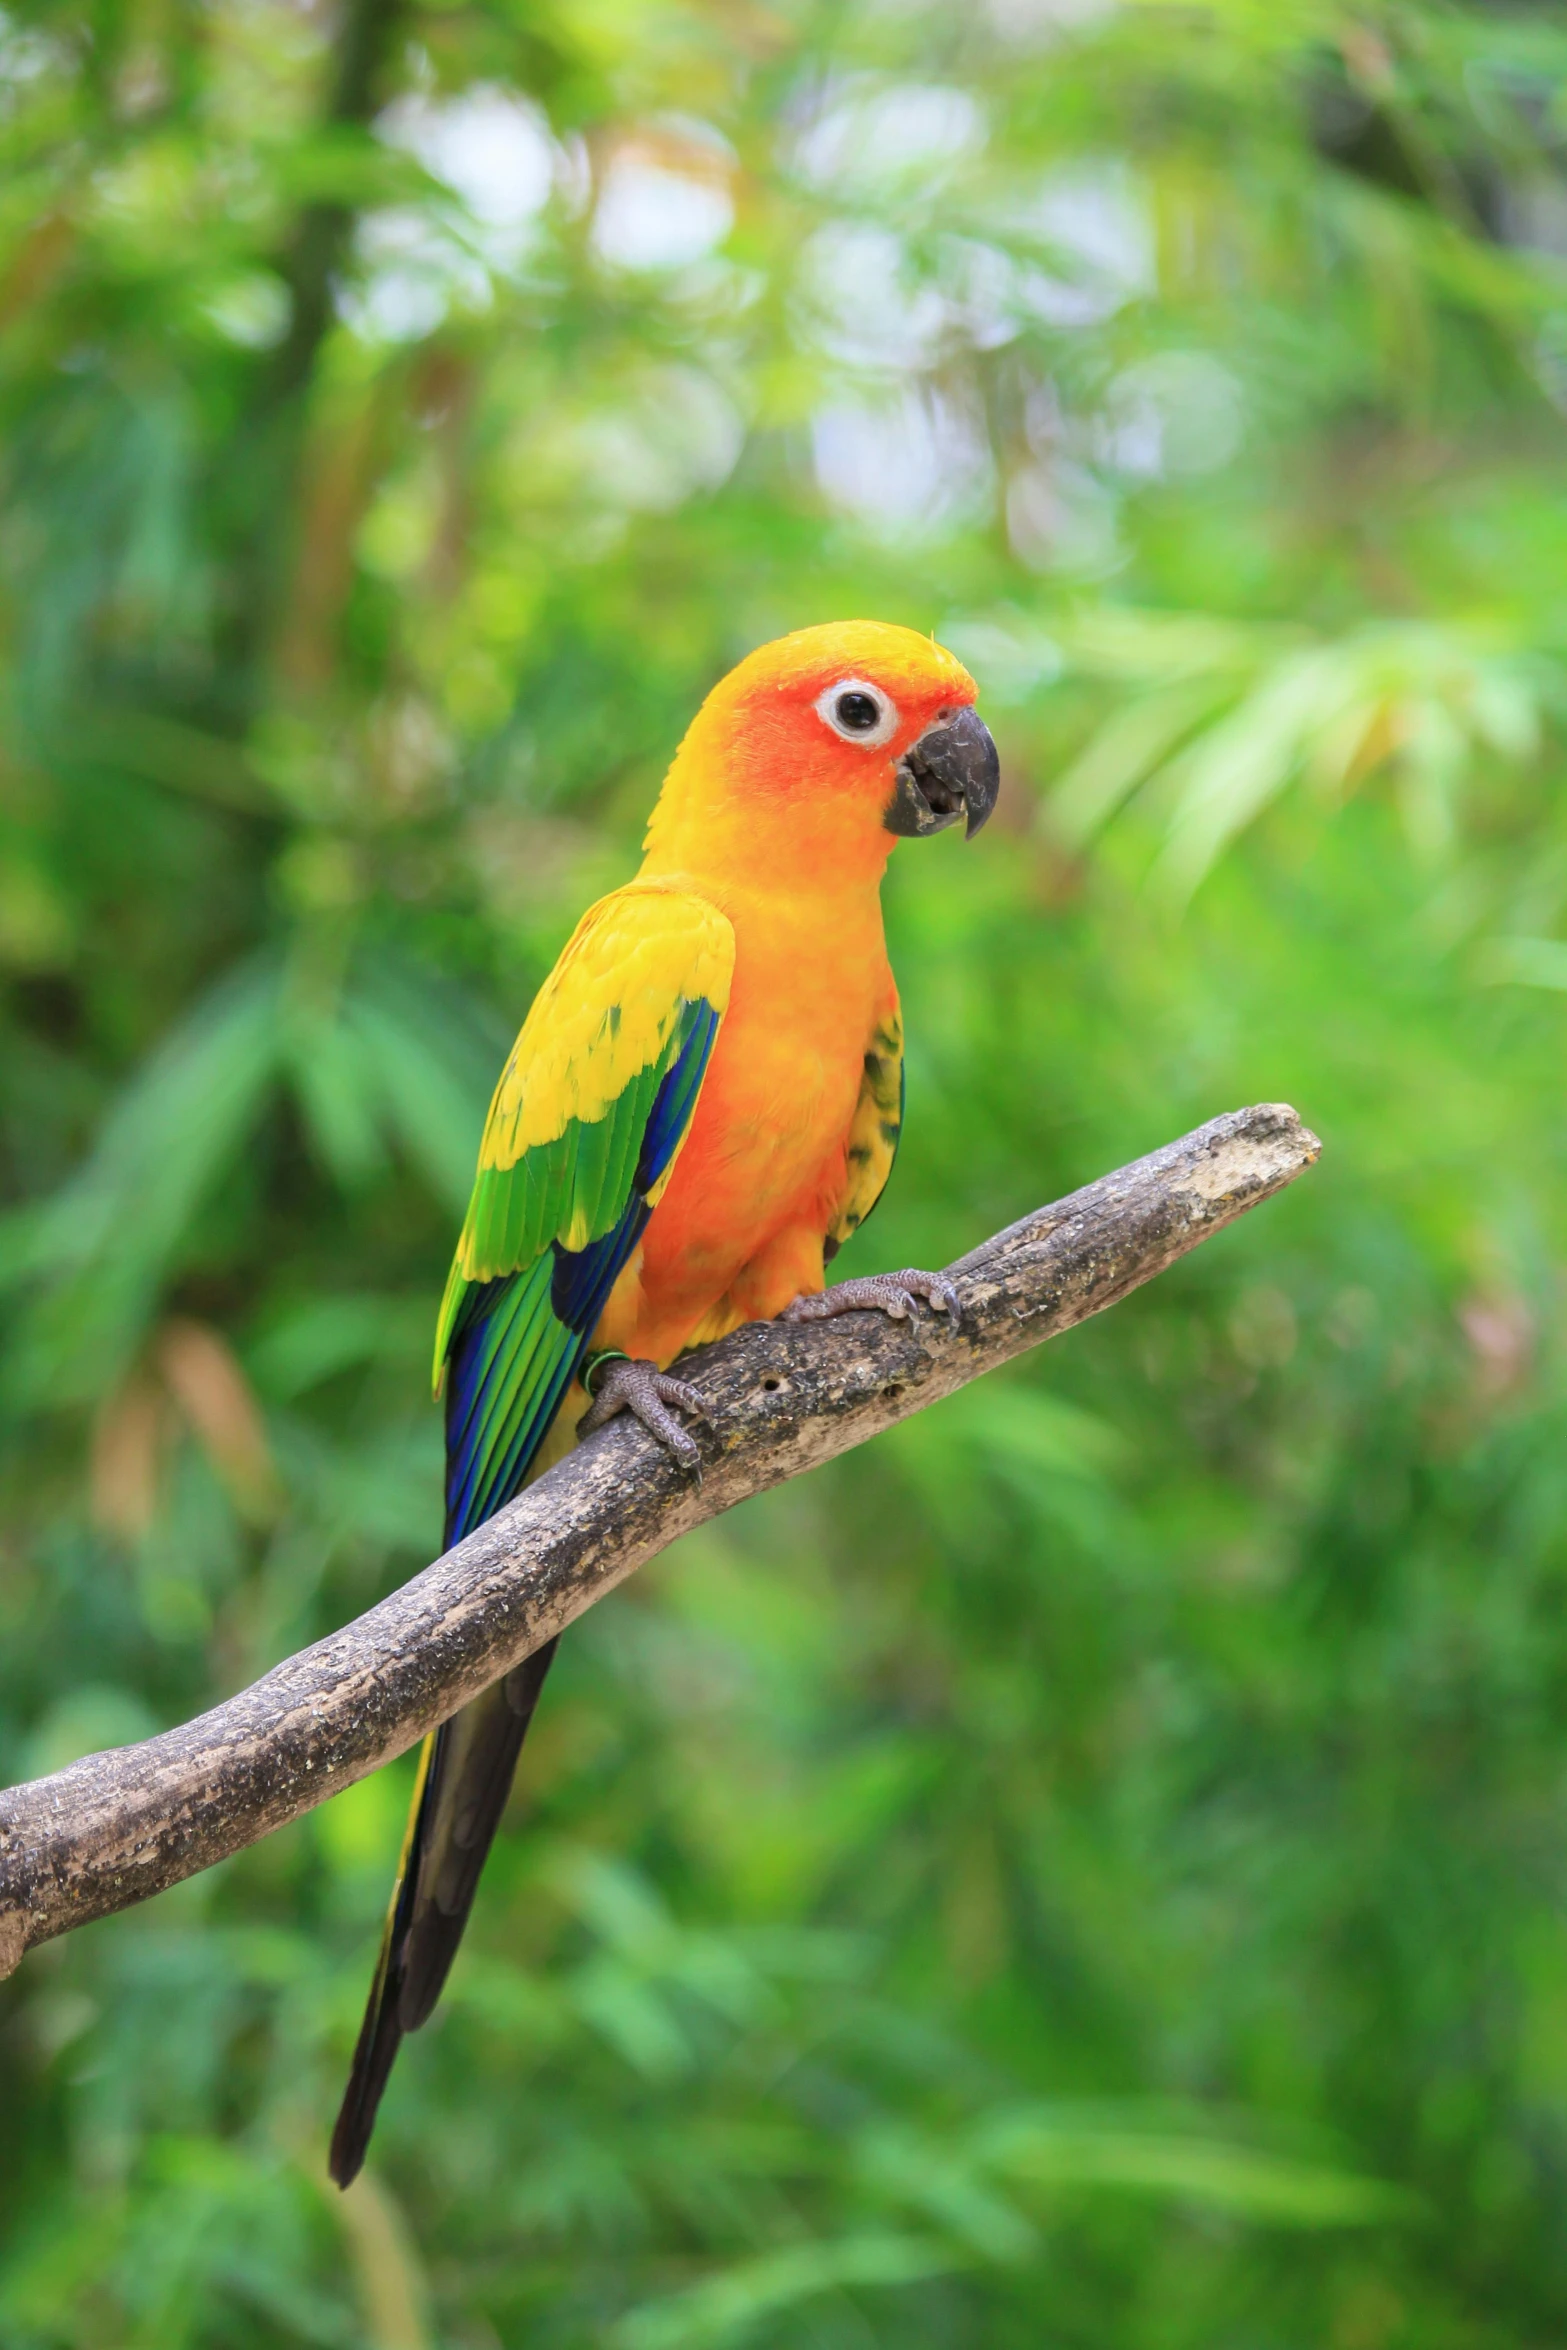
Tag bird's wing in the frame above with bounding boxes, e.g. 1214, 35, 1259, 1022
330, 884, 733, 2188
824, 993, 904, 1261
437, 882, 735, 1540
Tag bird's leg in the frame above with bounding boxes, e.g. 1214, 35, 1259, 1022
782, 1269, 963, 1327
579, 1353, 710, 1470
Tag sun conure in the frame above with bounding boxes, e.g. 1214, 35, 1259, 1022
330, 620, 1000, 2184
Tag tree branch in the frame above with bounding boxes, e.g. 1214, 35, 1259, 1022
0, 1104, 1320, 1977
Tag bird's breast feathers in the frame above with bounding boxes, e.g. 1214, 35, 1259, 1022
629, 878, 894, 1318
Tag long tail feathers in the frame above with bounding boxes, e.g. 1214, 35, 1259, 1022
328, 1638, 558, 2187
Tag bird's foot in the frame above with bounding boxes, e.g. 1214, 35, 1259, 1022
579, 1355, 709, 1472
782, 1269, 962, 1327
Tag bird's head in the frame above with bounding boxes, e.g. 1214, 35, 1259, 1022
643, 621, 1000, 884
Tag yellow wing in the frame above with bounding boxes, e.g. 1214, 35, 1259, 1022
434, 881, 735, 1379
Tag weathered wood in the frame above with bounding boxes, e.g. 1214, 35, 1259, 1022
0, 1104, 1319, 1971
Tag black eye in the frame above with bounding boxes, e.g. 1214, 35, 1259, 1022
834, 690, 881, 733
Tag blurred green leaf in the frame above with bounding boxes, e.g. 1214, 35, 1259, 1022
976, 2111, 1417, 2228
611, 2233, 959, 2350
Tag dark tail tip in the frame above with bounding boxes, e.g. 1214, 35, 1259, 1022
329, 1978, 406, 2189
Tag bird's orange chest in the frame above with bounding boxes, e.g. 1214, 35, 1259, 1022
635, 880, 891, 1338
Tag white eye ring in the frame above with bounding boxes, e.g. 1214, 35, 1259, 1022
814, 676, 899, 748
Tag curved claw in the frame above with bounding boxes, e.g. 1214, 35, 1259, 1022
579, 1358, 710, 1471
782, 1270, 963, 1328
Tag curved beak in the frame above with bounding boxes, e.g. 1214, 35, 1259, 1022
883, 706, 1001, 841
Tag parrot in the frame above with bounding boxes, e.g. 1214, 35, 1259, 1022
329, 619, 999, 2186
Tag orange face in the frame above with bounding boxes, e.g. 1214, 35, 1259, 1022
643, 619, 1000, 883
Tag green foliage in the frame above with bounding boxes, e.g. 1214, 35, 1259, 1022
4, 0, 1567, 2340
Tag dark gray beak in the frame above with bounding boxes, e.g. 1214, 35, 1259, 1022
883, 706, 1001, 840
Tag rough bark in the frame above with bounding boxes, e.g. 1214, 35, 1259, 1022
0, 1104, 1320, 1973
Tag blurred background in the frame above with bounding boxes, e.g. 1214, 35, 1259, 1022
3, 0, 1567, 2340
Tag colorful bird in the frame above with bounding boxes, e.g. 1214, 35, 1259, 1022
330, 620, 999, 2184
